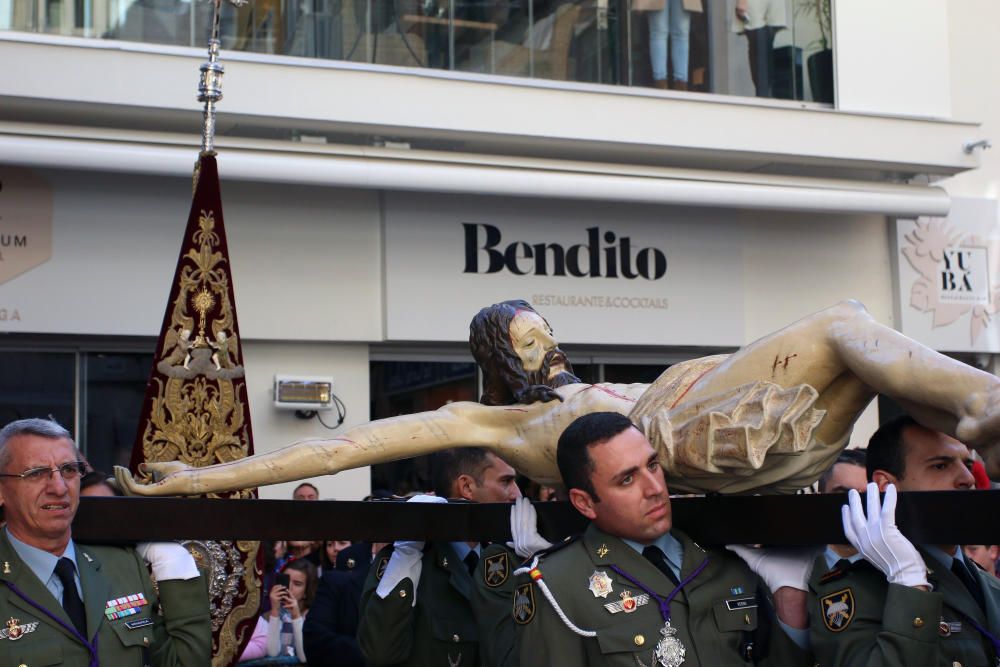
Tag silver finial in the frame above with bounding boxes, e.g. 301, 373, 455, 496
198, 0, 247, 155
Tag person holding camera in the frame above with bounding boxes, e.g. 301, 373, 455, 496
240, 559, 317, 663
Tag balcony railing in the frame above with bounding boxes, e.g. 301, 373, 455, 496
2, 0, 834, 101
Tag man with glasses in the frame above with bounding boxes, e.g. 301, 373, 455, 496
0, 418, 211, 666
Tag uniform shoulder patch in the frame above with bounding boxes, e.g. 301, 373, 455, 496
484, 551, 510, 588
819, 588, 855, 632
513, 582, 536, 625
375, 556, 390, 581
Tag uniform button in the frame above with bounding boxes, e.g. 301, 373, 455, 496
143, 637, 150, 646
18, 664, 27, 667
399, 590, 407, 598
952, 662, 962, 667
634, 634, 645, 646
913, 617, 924, 628
452, 634, 460, 643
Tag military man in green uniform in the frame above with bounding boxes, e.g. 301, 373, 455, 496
518, 412, 813, 666
0, 418, 212, 666
358, 448, 521, 667
810, 416, 1000, 666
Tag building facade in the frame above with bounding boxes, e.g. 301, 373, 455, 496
0, 0, 996, 499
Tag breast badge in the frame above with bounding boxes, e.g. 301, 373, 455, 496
604, 590, 650, 614
820, 588, 855, 632
513, 583, 536, 625
588, 570, 614, 598
1, 617, 39, 641
484, 552, 509, 588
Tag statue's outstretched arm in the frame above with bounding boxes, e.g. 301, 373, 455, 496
115, 400, 516, 496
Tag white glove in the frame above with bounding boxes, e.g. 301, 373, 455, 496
507, 497, 553, 559
375, 494, 448, 604
726, 545, 819, 592
136, 542, 201, 581
842, 483, 928, 588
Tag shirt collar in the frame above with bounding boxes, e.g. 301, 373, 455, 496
923, 544, 964, 570
622, 532, 684, 571
823, 546, 864, 570
6, 528, 77, 585
450, 542, 480, 562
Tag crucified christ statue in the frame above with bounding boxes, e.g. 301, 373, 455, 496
116, 300, 1000, 496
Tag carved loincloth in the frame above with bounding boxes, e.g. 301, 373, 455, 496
630, 356, 839, 494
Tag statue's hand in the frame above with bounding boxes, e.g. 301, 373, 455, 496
141, 460, 193, 482
113, 462, 194, 496
514, 385, 564, 405
113, 465, 154, 496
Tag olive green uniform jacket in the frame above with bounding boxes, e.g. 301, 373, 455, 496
808, 551, 1000, 667
519, 525, 810, 666
471, 543, 522, 667
0, 532, 212, 667
358, 542, 484, 667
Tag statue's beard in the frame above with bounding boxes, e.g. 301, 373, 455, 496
525, 349, 580, 388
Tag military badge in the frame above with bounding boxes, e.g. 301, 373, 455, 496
588, 570, 614, 598
1, 617, 39, 641
604, 590, 650, 614
513, 583, 535, 625
597, 544, 609, 559
375, 556, 389, 581
346, 558, 356, 570
484, 552, 509, 588
820, 588, 855, 632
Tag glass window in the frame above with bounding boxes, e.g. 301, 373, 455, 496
0, 350, 76, 435
369, 360, 478, 494
3, 0, 834, 102
81, 352, 152, 474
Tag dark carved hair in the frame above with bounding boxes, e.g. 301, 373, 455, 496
469, 299, 579, 406
866, 415, 918, 482
817, 448, 868, 493
557, 412, 636, 504
430, 448, 494, 498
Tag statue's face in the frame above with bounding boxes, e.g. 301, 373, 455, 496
509, 310, 566, 380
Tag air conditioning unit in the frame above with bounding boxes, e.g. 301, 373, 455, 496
273, 375, 335, 411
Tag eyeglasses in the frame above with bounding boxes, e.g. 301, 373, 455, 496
0, 461, 87, 483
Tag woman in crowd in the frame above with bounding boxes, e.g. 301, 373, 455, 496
240, 559, 317, 663
319, 540, 351, 574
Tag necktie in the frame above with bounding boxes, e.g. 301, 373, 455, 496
54, 557, 87, 637
951, 557, 987, 613
643, 545, 681, 587
464, 550, 480, 577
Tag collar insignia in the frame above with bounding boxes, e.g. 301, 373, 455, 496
375, 556, 389, 581
597, 544, 609, 559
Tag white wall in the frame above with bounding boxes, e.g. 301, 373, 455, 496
0, 170, 384, 341
741, 209, 894, 448
242, 340, 372, 501
940, 0, 1000, 199
835, 0, 951, 118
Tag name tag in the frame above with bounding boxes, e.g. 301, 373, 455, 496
124, 618, 154, 630
726, 597, 757, 611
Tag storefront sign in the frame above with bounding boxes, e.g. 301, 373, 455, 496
895, 197, 1000, 352
0, 168, 53, 285
384, 193, 745, 346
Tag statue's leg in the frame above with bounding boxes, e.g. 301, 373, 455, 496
682, 300, 1000, 450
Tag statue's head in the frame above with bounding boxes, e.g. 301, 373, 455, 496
470, 299, 580, 406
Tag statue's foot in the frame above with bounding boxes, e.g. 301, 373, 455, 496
956, 386, 1000, 460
